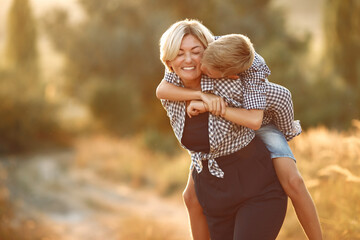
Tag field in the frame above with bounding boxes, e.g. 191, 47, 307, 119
83, 120, 360, 239
2, 120, 359, 239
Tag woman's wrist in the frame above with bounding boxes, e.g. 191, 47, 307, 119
197, 90, 204, 100
202, 101, 209, 112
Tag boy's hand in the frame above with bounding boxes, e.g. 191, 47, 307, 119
200, 92, 227, 116
187, 100, 207, 118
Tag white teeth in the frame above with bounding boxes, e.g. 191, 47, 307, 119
182, 67, 195, 70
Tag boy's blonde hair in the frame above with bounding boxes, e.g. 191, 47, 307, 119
160, 19, 214, 72
202, 34, 255, 76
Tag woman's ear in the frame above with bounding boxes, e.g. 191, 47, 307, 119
166, 61, 174, 72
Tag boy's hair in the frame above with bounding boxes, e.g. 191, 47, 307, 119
159, 19, 214, 72
202, 34, 255, 76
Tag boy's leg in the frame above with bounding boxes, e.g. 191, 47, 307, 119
273, 157, 323, 240
256, 124, 323, 240
182, 170, 210, 240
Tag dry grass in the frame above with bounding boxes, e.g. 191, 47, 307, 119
71, 120, 360, 239
58, 120, 360, 239
118, 216, 184, 240
73, 134, 190, 196
278, 120, 360, 239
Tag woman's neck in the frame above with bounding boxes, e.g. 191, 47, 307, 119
182, 78, 202, 90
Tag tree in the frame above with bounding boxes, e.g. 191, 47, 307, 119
4, 0, 38, 75
323, 0, 360, 88
0, 0, 61, 153
321, 0, 360, 127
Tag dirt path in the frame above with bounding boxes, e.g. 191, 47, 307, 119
2, 151, 190, 240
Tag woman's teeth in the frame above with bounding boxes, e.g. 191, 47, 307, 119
182, 67, 195, 70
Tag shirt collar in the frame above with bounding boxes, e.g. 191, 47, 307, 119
173, 73, 185, 87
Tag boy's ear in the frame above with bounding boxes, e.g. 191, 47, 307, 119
228, 75, 240, 80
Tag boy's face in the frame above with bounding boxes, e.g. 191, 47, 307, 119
201, 64, 239, 80
200, 64, 224, 79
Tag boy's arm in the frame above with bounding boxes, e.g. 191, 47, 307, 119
223, 107, 264, 130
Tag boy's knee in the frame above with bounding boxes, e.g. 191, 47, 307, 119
284, 174, 306, 197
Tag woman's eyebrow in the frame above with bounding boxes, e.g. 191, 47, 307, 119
179, 45, 202, 51
192, 46, 202, 50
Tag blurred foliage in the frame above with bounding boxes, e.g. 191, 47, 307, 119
320, 0, 360, 127
42, 0, 171, 137
0, 72, 61, 153
0, 0, 66, 153
4, 0, 38, 74
324, 0, 360, 88
41, 0, 313, 137
1, 0, 359, 153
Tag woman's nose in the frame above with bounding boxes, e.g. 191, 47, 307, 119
184, 53, 192, 63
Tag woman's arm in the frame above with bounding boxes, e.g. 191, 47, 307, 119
186, 100, 207, 118
156, 79, 202, 101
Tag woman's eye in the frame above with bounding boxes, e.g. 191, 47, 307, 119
177, 52, 184, 56
193, 52, 200, 55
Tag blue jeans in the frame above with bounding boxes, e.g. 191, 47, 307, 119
255, 124, 296, 162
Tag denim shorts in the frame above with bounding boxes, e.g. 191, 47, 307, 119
255, 124, 296, 162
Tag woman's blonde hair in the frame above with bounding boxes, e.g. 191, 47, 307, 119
160, 19, 214, 72
202, 34, 255, 76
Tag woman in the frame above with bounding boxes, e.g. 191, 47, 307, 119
157, 19, 287, 240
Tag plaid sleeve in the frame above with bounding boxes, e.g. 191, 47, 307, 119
240, 52, 271, 110
241, 79, 267, 110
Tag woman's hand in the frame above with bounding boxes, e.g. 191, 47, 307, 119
187, 100, 207, 118
200, 92, 227, 116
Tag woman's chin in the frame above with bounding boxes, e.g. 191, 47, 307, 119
179, 72, 201, 82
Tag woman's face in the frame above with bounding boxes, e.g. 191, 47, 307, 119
167, 34, 205, 86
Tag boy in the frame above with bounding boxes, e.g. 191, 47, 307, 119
156, 34, 322, 240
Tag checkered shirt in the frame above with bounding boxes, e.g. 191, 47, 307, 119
161, 72, 255, 178
161, 72, 302, 178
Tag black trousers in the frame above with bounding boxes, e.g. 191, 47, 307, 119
193, 136, 288, 240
